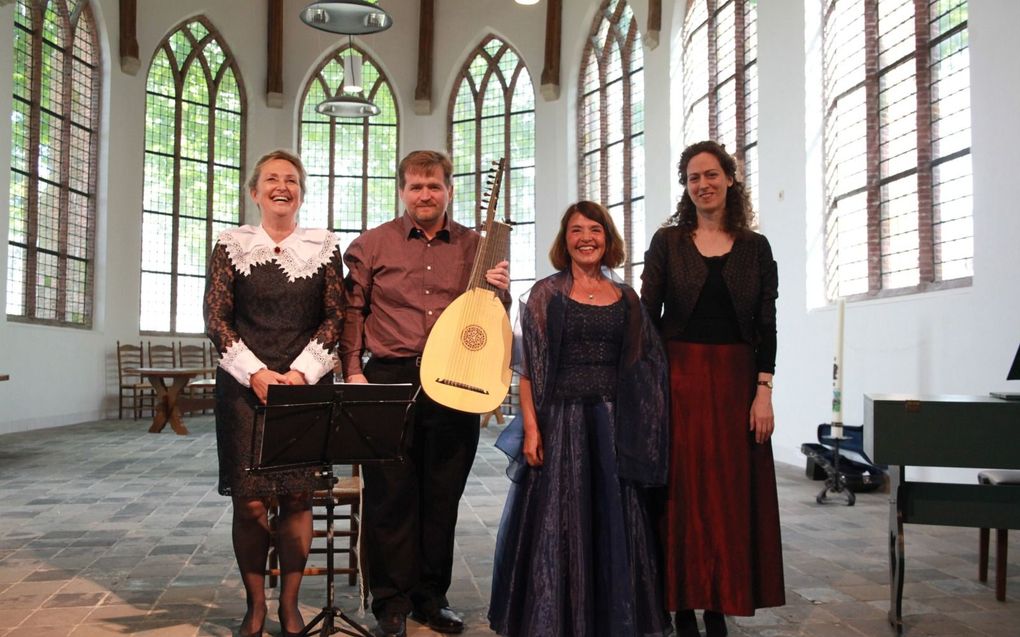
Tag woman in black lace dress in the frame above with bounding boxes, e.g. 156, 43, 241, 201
204, 149, 343, 637
489, 202, 672, 637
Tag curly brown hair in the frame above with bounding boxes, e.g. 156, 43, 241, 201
549, 201, 626, 271
667, 140, 753, 233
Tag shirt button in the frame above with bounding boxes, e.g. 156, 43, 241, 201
426, 265, 432, 271
428, 310, 434, 316
273, 246, 281, 254
425, 290, 430, 295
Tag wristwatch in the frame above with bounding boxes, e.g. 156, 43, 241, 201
757, 379, 773, 389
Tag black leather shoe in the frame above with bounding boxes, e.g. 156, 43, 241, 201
675, 609, 700, 637
703, 610, 728, 637
374, 613, 406, 637
409, 606, 464, 634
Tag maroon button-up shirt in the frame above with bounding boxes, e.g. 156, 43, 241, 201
339, 212, 508, 378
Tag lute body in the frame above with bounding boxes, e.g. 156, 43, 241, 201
420, 160, 512, 414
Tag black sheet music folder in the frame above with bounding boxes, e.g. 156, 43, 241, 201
989, 343, 1020, 401
251, 382, 418, 473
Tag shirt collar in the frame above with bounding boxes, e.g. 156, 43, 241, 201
245, 224, 323, 260
401, 211, 452, 242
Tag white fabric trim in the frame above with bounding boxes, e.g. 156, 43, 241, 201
219, 339, 267, 387
218, 225, 338, 282
290, 340, 336, 385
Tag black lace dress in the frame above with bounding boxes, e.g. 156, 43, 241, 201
204, 226, 344, 497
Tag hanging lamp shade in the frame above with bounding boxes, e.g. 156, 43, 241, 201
300, 1, 393, 35
316, 94, 381, 118
342, 51, 364, 93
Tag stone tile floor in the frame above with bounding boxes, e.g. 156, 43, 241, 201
0, 416, 1016, 636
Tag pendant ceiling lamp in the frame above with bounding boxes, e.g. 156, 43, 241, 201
300, 1, 393, 35
301, 2, 392, 118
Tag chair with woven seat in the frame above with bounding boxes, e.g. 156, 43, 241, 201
978, 469, 1019, 601
267, 466, 364, 591
178, 341, 215, 413
117, 341, 148, 419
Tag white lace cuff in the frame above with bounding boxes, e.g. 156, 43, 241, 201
290, 340, 336, 385
220, 340, 267, 387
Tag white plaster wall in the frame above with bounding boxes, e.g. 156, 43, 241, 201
1, 0, 1017, 485
755, 0, 1020, 482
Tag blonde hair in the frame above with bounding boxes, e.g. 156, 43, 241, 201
246, 149, 307, 196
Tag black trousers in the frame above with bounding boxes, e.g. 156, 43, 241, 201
362, 357, 480, 618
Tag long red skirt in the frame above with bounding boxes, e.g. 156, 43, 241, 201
663, 341, 785, 615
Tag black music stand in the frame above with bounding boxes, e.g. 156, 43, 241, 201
250, 382, 418, 637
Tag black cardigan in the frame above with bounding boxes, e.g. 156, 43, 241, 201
640, 226, 778, 374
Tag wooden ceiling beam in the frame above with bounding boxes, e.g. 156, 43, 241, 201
647, 0, 662, 49
540, 0, 561, 100
414, 0, 435, 114
119, 0, 139, 74
266, 0, 284, 107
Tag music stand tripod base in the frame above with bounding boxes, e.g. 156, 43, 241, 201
251, 383, 418, 637
816, 433, 856, 506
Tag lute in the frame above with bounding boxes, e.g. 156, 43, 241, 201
420, 159, 512, 414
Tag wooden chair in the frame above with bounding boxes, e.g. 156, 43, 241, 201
117, 341, 148, 419
978, 469, 1019, 601
148, 341, 176, 367
267, 467, 364, 591
179, 341, 215, 414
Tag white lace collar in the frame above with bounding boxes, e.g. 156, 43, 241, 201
218, 225, 338, 282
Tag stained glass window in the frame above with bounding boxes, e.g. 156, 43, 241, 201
140, 18, 245, 333
7, 0, 101, 327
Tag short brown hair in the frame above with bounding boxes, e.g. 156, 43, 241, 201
398, 150, 453, 188
549, 201, 626, 271
247, 149, 307, 196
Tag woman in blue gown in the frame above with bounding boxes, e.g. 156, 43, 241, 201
488, 201, 673, 637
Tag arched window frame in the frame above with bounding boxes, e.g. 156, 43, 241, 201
140, 17, 247, 334
681, 0, 759, 214
298, 42, 400, 256
447, 35, 536, 304
7, 0, 102, 327
577, 0, 644, 285
822, 0, 972, 300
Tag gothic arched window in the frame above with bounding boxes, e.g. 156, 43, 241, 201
7, 0, 101, 326
448, 36, 536, 303
140, 18, 246, 334
578, 0, 644, 284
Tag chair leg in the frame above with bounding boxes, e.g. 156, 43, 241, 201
995, 529, 1007, 602
980, 527, 990, 582
348, 512, 359, 586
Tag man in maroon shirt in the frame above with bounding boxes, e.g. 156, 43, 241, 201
340, 150, 510, 637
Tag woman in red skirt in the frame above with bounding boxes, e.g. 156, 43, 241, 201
641, 140, 785, 637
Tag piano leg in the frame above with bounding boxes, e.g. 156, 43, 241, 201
888, 464, 905, 634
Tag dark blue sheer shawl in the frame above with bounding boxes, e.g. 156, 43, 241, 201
496, 270, 669, 486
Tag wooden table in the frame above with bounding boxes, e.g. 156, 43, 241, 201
864, 393, 1020, 633
129, 366, 215, 435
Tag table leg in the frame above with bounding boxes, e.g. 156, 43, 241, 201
888, 464, 905, 634
148, 377, 170, 433
164, 376, 192, 435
